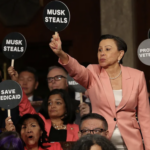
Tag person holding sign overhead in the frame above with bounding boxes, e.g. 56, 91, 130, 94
49, 33, 150, 150
0, 67, 20, 129
5, 114, 62, 150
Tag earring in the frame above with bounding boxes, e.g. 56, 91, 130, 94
118, 60, 120, 63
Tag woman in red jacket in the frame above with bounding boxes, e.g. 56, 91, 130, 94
8, 67, 79, 142
5, 114, 62, 150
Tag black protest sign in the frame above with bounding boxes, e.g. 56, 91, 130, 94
67, 75, 86, 93
43, 0, 70, 31
2, 32, 27, 59
0, 80, 22, 109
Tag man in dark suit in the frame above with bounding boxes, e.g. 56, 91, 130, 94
18, 67, 42, 101
18, 67, 43, 112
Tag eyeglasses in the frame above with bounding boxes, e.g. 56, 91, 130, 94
47, 75, 66, 83
80, 128, 106, 135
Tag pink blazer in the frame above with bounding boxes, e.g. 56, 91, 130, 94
59, 55, 150, 150
19, 92, 79, 142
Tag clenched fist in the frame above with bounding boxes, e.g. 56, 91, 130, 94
8, 66, 19, 82
49, 32, 69, 64
5, 117, 16, 131
49, 32, 62, 56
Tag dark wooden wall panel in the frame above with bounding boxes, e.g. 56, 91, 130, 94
0, 0, 100, 97
135, 0, 150, 90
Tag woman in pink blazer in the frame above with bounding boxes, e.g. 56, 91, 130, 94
49, 33, 150, 150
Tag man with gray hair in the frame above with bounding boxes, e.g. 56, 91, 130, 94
46, 65, 91, 124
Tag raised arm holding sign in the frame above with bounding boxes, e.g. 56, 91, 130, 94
50, 32, 69, 64
49, 33, 150, 150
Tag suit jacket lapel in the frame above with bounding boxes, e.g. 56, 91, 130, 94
66, 124, 73, 141
116, 65, 133, 112
99, 67, 116, 117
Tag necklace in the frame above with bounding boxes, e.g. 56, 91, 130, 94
109, 70, 122, 80
52, 123, 66, 130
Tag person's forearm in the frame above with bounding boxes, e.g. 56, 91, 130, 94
57, 50, 69, 64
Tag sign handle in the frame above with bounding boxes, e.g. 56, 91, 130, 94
80, 93, 83, 104
11, 59, 14, 67
8, 109, 11, 117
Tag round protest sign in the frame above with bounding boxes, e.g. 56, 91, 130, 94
43, 0, 70, 31
67, 75, 86, 93
137, 39, 150, 66
0, 80, 22, 109
2, 32, 27, 59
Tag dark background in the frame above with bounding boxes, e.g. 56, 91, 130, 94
0, 0, 149, 98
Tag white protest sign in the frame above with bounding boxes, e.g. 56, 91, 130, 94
137, 39, 150, 66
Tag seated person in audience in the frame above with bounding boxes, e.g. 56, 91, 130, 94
0, 131, 24, 150
6, 65, 79, 142
47, 66, 90, 123
78, 113, 109, 138
5, 114, 63, 150
0, 66, 20, 128
18, 67, 42, 101
71, 134, 116, 150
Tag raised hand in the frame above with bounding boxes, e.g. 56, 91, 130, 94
79, 102, 90, 117
49, 32, 62, 56
49, 32, 69, 64
8, 66, 19, 82
5, 117, 16, 131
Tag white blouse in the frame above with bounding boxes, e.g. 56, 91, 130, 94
111, 90, 127, 150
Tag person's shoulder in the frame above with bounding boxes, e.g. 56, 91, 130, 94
67, 123, 79, 130
87, 64, 101, 74
39, 142, 62, 150
49, 142, 62, 150
122, 65, 144, 78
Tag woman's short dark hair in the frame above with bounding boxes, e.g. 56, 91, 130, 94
99, 34, 127, 64
71, 134, 117, 150
16, 114, 50, 150
39, 89, 76, 124
0, 131, 24, 150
